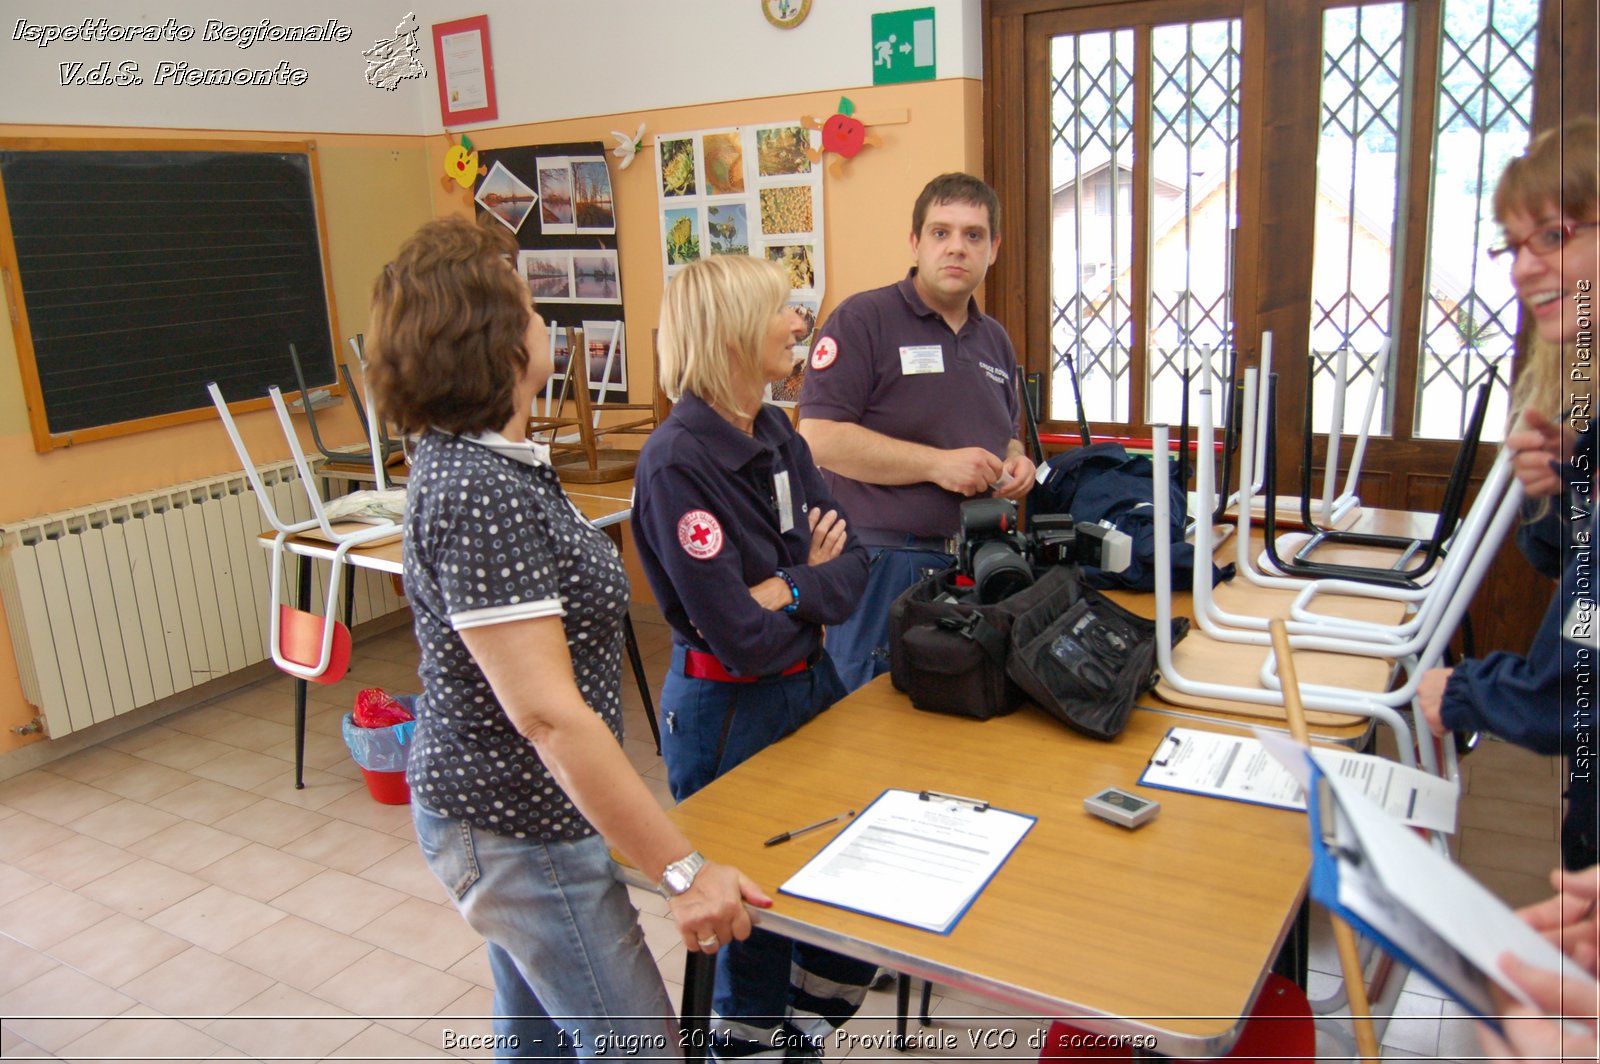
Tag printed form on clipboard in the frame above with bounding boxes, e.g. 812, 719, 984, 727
779, 789, 1035, 934
1263, 735, 1598, 1027
1138, 726, 1459, 833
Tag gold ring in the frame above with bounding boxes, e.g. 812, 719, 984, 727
698, 934, 719, 948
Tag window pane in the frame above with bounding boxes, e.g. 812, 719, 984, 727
1310, 3, 1404, 436
1146, 19, 1242, 425
1416, 0, 1537, 441
1049, 29, 1136, 424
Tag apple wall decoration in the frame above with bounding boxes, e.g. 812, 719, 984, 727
801, 97, 883, 177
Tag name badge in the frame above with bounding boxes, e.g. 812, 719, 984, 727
899, 345, 945, 375
773, 470, 795, 534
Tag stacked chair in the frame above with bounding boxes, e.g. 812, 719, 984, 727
208, 376, 401, 788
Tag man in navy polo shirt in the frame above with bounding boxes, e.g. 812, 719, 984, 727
798, 172, 1035, 692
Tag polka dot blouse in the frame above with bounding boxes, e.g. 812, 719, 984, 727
402, 430, 629, 840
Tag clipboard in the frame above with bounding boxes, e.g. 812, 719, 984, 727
1305, 756, 1595, 1028
1138, 726, 1307, 812
778, 788, 1035, 934
1142, 726, 1461, 834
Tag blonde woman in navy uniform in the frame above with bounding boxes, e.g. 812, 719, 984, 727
632, 254, 876, 1060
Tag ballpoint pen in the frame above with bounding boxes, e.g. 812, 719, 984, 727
764, 810, 855, 847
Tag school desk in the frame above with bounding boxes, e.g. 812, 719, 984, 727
649, 676, 1311, 1059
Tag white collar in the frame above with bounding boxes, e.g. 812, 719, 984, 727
457, 430, 552, 468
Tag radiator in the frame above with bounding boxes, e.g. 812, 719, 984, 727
0, 463, 408, 738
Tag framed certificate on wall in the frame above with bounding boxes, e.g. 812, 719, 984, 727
432, 15, 498, 126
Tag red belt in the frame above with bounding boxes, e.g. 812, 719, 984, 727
683, 648, 810, 684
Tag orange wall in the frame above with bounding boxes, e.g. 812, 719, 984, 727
0, 78, 983, 755
424, 79, 985, 393
0, 127, 436, 755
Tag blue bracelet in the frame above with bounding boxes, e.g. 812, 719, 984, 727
775, 569, 800, 614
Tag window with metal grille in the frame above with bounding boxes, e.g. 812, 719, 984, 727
1049, 17, 1241, 428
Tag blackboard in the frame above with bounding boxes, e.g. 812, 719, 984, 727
0, 140, 338, 451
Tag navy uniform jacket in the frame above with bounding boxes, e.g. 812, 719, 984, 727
1442, 422, 1595, 867
632, 393, 868, 678
1515, 422, 1596, 578
1440, 549, 1595, 867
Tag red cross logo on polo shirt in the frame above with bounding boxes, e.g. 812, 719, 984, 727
811, 336, 838, 371
677, 509, 724, 560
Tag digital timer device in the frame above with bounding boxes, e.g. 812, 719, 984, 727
1084, 787, 1160, 829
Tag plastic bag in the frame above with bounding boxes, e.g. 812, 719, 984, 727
353, 687, 414, 728
342, 713, 416, 772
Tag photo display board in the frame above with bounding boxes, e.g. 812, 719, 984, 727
475, 139, 628, 401
653, 123, 826, 405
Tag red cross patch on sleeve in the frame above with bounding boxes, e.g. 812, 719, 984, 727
810, 336, 838, 371
677, 510, 724, 560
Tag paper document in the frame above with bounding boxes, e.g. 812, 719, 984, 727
1139, 727, 1458, 833
1297, 748, 1596, 1022
779, 789, 1034, 934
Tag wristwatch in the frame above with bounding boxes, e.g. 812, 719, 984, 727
657, 851, 707, 897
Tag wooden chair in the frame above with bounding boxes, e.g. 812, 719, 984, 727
529, 325, 665, 483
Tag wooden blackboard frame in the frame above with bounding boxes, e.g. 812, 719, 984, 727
0, 138, 343, 451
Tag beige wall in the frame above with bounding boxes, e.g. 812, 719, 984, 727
0, 77, 983, 756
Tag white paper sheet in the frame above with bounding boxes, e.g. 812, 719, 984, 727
1140, 727, 1459, 833
1318, 762, 1596, 1014
779, 789, 1034, 933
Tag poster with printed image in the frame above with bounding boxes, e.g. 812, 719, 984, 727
768, 297, 820, 405
477, 139, 628, 403
476, 161, 538, 234
549, 324, 573, 383
572, 249, 621, 303
571, 157, 616, 234
581, 320, 628, 396
654, 122, 827, 405
706, 202, 750, 256
755, 125, 813, 177
536, 158, 575, 234
519, 249, 573, 302
701, 130, 747, 196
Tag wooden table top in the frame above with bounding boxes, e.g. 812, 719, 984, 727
661, 676, 1309, 1054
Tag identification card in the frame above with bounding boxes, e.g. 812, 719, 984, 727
899, 345, 945, 375
773, 470, 795, 533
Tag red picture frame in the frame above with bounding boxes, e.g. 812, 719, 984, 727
431, 15, 498, 126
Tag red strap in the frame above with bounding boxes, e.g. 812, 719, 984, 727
683, 648, 808, 683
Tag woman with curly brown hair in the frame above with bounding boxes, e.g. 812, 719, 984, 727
368, 215, 769, 1061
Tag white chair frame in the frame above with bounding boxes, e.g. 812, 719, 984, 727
1150, 422, 1425, 768
207, 382, 399, 681
1194, 374, 1517, 663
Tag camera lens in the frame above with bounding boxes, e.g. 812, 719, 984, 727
970, 540, 1033, 604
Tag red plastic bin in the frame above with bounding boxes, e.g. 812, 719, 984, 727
360, 767, 411, 805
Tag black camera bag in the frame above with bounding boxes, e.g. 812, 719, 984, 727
1006, 580, 1188, 741
888, 565, 1080, 719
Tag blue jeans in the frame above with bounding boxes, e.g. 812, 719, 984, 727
824, 547, 953, 693
413, 803, 681, 1062
660, 645, 846, 802
658, 647, 875, 1057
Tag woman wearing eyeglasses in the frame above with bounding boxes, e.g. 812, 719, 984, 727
1419, 116, 1597, 872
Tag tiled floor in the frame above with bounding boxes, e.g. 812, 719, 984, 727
0, 605, 1568, 1062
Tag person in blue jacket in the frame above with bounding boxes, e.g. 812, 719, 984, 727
1419, 117, 1597, 871
632, 254, 876, 1059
